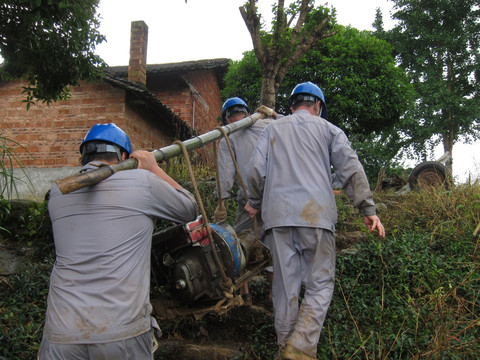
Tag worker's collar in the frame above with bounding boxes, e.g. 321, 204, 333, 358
79, 161, 111, 173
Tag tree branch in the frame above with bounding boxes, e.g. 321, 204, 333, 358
278, 16, 335, 81
239, 1, 266, 65
290, 0, 312, 45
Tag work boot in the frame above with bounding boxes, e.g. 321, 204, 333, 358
280, 344, 317, 360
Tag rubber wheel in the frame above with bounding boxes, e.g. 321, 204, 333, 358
408, 161, 451, 191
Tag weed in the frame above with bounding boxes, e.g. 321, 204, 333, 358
0, 134, 35, 199
0, 261, 53, 359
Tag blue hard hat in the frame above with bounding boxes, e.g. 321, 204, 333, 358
289, 81, 327, 118
221, 97, 250, 125
80, 123, 132, 155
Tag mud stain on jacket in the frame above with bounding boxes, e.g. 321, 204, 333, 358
300, 199, 322, 227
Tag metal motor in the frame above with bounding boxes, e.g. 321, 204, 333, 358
151, 216, 246, 304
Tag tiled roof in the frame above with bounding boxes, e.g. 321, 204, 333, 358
103, 72, 193, 140
103, 58, 230, 140
107, 58, 230, 81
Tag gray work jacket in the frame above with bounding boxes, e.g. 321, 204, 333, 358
44, 162, 198, 343
217, 118, 273, 206
247, 109, 375, 232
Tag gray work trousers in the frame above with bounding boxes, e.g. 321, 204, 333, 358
264, 227, 335, 357
38, 330, 153, 360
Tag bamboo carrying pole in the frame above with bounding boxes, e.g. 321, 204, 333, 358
55, 108, 274, 194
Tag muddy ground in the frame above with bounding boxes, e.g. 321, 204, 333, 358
152, 274, 276, 360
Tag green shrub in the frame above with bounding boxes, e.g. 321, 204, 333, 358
0, 260, 53, 359
164, 151, 239, 226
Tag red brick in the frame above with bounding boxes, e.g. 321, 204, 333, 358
1, 67, 222, 169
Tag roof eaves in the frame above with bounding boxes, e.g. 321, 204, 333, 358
107, 58, 230, 80
103, 71, 193, 140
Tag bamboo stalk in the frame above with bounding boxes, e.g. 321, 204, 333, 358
55, 109, 272, 194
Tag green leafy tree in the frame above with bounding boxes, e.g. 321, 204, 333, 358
223, 26, 415, 179
239, 0, 335, 108
0, 0, 106, 107
280, 27, 414, 136
387, 0, 480, 172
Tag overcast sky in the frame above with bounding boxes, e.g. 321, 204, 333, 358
94, 0, 479, 182
0, 1, 473, 181
95, 0, 397, 66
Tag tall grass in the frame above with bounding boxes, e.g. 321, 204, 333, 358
319, 183, 480, 359
0, 134, 35, 200
0, 133, 36, 238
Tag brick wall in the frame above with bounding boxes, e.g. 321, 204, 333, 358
0, 79, 170, 168
185, 70, 223, 134
153, 69, 223, 135
123, 106, 172, 152
154, 85, 193, 129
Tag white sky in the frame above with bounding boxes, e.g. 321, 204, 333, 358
2, 0, 460, 183
95, 0, 397, 66
94, 0, 479, 183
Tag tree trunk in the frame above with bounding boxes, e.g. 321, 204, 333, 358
442, 60, 454, 174
260, 76, 277, 109
239, 0, 334, 109
442, 123, 454, 174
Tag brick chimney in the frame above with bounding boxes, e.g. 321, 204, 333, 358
128, 21, 148, 86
